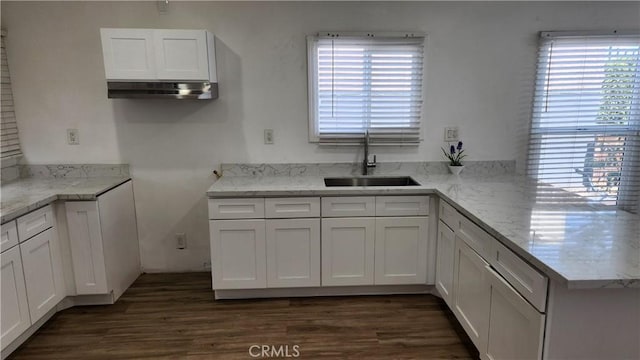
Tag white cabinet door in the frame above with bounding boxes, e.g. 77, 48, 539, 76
97, 180, 141, 301
266, 219, 320, 288
374, 217, 428, 285
452, 236, 490, 354
20, 228, 65, 323
100, 28, 156, 80
485, 266, 545, 360
321, 218, 375, 286
154, 29, 210, 80
435, 220, 456, 306
210, 220, 266, 290
1, 246, 31, 349
65, 201, 108, 295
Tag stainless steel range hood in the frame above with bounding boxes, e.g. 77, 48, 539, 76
107, 81, 218, 100
101, 28, 219, 100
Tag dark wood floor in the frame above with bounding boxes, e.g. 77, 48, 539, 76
10, 273, 478, 359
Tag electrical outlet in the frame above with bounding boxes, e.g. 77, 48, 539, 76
264, 129, 274, 144
444, 127, 459, 142
203, 261, 212, 270
67, 129, 79, 145
175, 233, 186, 249
157, 0, 169, 14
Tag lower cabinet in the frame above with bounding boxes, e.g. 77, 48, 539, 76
321, 217, 429, 286
435, 220, 456, 306
65, 180, 140, 300
209, 196, 431, 290
486, 266, 545, 360
445, 213, 547, 360
19, 228, 65, 324
0, 246, 31, 349
210, 219, 267, 289
266, 219, 320, 288
321, 218, 375, 286
211, 218, 321, 289
374, 217, 428, 285
452, 236, 490, 352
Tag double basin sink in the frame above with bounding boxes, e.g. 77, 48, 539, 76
324, 176, 420, 187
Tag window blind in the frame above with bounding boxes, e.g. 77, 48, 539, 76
308, 35, 424, 145
1, 30, 22, 159
527, 32, 640, 212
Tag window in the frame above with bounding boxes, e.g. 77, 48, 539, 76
527, 32, 640, 212
1, 30, 22, 159
307, 34, 425, 145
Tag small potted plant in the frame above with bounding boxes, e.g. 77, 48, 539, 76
442, 141, 466, 175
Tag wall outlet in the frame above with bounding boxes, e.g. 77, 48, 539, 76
444, 127, 459, 142
67, 129, 79, 145
264, 129, 274, 144
175, 233, 186, 249
157, 0, 169, 14
203, 261, 212, 270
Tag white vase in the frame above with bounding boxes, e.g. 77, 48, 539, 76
448, 165, 464, 175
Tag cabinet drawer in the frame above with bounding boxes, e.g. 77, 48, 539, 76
17, 205, 54, 242
457, 216, 493, 260
1, 221, 19, 252
265, 198, 320, 218
209, 198, 265, 219
439, 200, 459, 230
321, 197, 375, 217
375, 196, 429, 216
490, 240, 548, 312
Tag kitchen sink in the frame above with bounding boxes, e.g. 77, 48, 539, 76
324, 176, 420, 187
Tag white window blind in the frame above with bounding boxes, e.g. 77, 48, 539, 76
527, 32, 640, 212
1, 30, 22, 159
307, 34, 425, 145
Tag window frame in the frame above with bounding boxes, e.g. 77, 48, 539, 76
527, 30, 640, 211
306, 32, 426, 144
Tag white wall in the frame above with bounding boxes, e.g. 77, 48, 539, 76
2, 1, 639, 272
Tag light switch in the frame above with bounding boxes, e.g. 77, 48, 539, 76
444, 127, 459, 142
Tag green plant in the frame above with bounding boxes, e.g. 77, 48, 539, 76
441, 141, 467, 166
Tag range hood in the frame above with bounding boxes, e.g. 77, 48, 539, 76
107, 81, 218, 100
100, 28, 218, 100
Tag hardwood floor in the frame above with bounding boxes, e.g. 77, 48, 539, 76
9, 273, 478, 359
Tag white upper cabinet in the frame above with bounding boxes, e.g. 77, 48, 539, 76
101, 28, 216, 82
154, 29, 212, 81
101, 29, 156, 80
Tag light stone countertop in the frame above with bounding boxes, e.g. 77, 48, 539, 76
207, 174, 640, 289
1, 176, 131, 223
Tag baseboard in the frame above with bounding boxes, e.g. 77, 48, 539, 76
69, 292, 115, 306
214, 284, 437, 300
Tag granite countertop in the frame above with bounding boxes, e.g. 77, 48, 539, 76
207, 174, 640, 289
1, 176, 131, 223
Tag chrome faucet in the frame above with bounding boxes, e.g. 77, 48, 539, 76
363, 130, 377, 175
